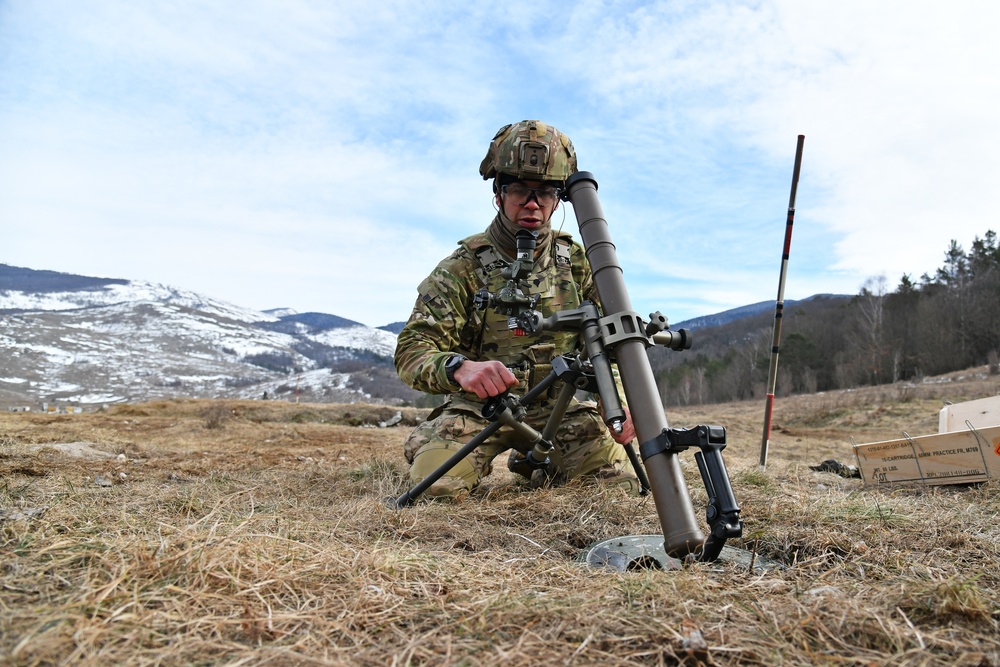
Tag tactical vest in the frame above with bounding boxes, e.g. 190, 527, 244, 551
459, 232, 585, 382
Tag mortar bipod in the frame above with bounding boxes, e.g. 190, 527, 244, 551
390, 354, 653, 509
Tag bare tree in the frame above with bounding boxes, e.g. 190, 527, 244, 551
735, 329, 771, 399
855, 274, 889, 384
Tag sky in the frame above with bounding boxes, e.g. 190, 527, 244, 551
2, 1, 999, 328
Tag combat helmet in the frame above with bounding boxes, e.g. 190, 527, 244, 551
479, 120, 578, 187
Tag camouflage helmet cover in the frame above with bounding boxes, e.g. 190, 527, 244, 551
479, 120, 578, 185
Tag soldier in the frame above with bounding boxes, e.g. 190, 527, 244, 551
394, 120, 639, 500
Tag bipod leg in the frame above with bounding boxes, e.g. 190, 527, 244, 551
391, 419, 505, 508
528, 355, 650, 494
536, 379, 576, 471
623, 443, 651, 496
551, 355, 651, 495
393, 374, 561, 508
507, 374, 575, 482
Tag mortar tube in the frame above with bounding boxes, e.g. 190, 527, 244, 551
565, 172, 705, 556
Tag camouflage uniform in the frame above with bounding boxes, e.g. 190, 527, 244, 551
394, 224, 637, 498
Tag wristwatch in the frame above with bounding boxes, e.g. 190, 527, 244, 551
444, 354, 468, 387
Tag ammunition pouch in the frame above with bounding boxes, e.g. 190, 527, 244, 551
508, 360, 557, 399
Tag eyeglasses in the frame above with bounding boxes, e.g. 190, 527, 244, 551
500, 183, 562, 206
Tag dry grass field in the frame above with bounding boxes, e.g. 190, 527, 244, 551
2, 368, 998, 666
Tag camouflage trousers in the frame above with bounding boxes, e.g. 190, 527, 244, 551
403, 395, 638, 499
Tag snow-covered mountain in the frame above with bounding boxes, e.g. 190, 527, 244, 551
0, 264, 416, 408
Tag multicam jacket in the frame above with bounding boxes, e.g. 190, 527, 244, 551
394, 225, 599, 401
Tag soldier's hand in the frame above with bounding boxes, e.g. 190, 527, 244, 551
608, 406, 636, 445
454, 360, 519, 399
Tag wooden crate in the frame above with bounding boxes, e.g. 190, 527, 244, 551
938, 395, 1000, 433
853, 425, 1000, 486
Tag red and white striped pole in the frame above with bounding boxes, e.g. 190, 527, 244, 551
759, 135, 805, 469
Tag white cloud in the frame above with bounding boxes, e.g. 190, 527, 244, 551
2, 0, 999, 326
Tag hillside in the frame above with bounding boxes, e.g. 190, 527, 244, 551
0, 264, 417, 408
10, 258, 992, 420
1, 367, 997, 664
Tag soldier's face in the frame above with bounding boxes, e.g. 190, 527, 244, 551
497, 180, 559, 230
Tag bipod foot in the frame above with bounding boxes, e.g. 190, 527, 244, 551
387, 491, 416, 509
507, 448, 560, 487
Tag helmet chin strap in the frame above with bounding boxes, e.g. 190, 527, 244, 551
554, 202, 567, 238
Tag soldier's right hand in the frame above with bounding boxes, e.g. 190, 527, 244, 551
454, 360, 519, 399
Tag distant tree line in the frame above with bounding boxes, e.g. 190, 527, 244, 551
649, 230, 1000, 406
